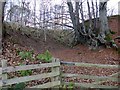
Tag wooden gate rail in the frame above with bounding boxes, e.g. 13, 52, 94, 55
0, 58, 61, 88
60, 61, 119, 89
60, 61, 118, 68
0, 59, 119, 89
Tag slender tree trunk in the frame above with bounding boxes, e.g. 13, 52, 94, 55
95, 0, 98, 29
9, 0, 13, 21
91, 0, 96, 29
80, 1, 86, 35
75, 1, 79, 28
0, 2, 3, 54
43, 6, 46, 42
87, 0, 92, 33
21, 0, 24, 26
34, 0, 36, 27
0, 1, 6, 54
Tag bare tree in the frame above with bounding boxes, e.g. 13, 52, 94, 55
66, 0, 117, 48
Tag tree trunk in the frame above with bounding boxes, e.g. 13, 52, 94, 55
0, 3, 2, 54
95, 0, 98, 29
67, 0, 111, 47
80, 1, 86, 35
0, 1, 6, 54
67, 0, 86, 44
99, 1, 109, 43
67, 1, 80, 43
34, 0, 36, 27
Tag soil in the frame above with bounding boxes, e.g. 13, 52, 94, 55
1, 30, 120, 88
3, 30, 119, 64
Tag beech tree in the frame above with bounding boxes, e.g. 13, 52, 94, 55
67, 0, 116, 48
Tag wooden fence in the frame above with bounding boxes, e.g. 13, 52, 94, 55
0, 58, 61, 89
0, 59, 119, 89
61, 61, 119, 89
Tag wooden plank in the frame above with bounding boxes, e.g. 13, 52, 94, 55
64, 82, 118, 88
3, 72, 60, 86
61, 61, 75, 65
62, 73, 118, 82
0, 74, 2, 78
51, 58, 60, 88
0, 60, 2, 90
110, 72, 120, 77
30, 81, 61, 88
61, 61, 118, 68
0, 68, 2, 75
75, 63, 118, 68
75, 83, 118, 88
0, 80, 2, 87
91, 72, 120, 85
2, 62, 60, 73
1, 60, 7, 89
0, 58, 1, 61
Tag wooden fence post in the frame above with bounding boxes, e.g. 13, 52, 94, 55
51, 58, 60, 89
1, 60, 7, 90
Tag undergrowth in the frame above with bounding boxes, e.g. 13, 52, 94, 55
36, 50, 52, 62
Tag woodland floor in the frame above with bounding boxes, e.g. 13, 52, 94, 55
1, 30, 120, 88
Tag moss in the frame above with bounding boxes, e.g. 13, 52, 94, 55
110, 30, 117, 35
105, 34, 112, 42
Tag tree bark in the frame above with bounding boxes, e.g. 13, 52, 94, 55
67, 1, 80, 43
67, 0, 87, 44
67, 0, 111, 47
99, 1, 109, 43
34, 0, 36, 27
0, 1, 6, 54
80, 1, 86, 35
95, 0, 98, 29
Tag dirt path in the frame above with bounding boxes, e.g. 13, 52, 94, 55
51, 45, 119, 65
3, 30, 119, 65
